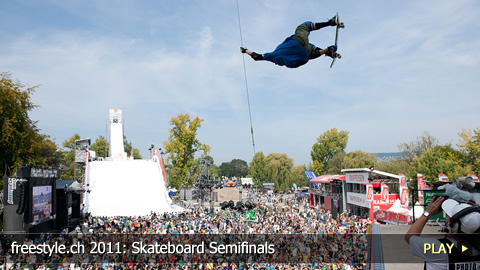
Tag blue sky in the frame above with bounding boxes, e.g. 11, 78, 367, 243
1, 0, 479, 167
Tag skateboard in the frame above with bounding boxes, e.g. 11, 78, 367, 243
330, 13, 344, 68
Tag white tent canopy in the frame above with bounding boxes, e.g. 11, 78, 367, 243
387, 199, 409, 214
241, 178, 253, 185
408, 202, 426, 219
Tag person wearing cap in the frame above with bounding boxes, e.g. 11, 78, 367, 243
405, 197, 480, 270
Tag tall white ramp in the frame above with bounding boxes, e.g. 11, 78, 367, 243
108, 109, 127, 160
85, 159, 174, 216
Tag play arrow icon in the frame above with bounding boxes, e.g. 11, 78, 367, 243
462, 245, 469, 252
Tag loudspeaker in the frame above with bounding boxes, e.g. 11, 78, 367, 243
16, 165, 31, 179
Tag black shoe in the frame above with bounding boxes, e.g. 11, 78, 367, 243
240, 47, 247, 53
328, 15, 338, 26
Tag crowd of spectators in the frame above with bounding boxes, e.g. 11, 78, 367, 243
1, 192, 369, 270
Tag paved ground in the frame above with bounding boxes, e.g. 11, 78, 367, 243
380, 224, 444, 270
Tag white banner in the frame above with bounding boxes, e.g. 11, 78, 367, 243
347, 192, 369, 208
346, 172, 369, 184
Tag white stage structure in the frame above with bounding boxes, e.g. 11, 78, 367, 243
84, 109, 177, 216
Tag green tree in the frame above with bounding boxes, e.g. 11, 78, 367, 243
399, 131, 439, 161
265, 153, 293, 192
457, 128, 480, 173
219, 159, 248, 178
163, 113, 211, 189
0, 72, 39, 179
61, 133, 81, 179
124, 137, 142, 159
309, 128, 349, 176
408, 144, 468, 183
343, 150, 377, 169
90, 136, 109, 158
29, 134, 64, 168
326, 152, 346, 174
249, 152, 268, 187
291, 165, 309, 188
376, 158, 410, 175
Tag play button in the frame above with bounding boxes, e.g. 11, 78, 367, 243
462, 245, 469, 252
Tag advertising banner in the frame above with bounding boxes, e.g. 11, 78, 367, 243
400, 186, 409, 209
346, 172, 369, 184
373, 209, 411, 225
245, 211, 256, 221
438, 174, 449, 182
417, 174, 425, 204
366, 184, 373, 203
423, 190, 446, 221
468, 174, 479, 182
399, 173, 407, 188
347, 192, 368, 208
304, 171, 317, 181
380, 184, 389, 205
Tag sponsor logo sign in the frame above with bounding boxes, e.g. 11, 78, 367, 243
346, 173, 369, 184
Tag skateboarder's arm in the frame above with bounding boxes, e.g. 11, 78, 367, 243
240, 47, 263, 61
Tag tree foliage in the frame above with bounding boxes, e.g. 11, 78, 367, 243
265, 153, 294, 192
309, 128, 349, 176
407, 144, 469, 183
61, 133, 81, 180
0, 72, 39, 178
399, 131, 439, 161
89, 136, 109, 158
29, 134, 64, 168
457, 128, 480, 173
291, 165, 309, 187
376, 158, 410, 176
326, 152, 346, 174
249, 152, 268, 187
219, 159, 248, 178
163, 114, 211, 189
124, 137, 142, 159
343, 150, 377, 170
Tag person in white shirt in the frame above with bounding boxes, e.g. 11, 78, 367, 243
405, 196, 480, 270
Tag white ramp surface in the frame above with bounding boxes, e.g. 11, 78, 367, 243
86, 159, 174, 216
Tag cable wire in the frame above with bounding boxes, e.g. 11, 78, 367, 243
236, 0, 256, 155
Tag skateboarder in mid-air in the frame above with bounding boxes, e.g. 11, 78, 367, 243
241, 16, 344, 68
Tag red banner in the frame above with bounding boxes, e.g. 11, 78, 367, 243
417, 174, 425, 204
324, 196, 332, 211
374, 209, 411, 225
399, 173, 407, 188
400, 186, 409, 208
380, 184, 389, 204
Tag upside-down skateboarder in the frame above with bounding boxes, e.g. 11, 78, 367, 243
241, 16, 344, 68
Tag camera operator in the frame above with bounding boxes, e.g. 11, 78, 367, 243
405, 196, 480, 270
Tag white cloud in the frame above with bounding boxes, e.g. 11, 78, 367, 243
1, 0, 479, 165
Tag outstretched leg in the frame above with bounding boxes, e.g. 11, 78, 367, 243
304, 16, 344, 31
